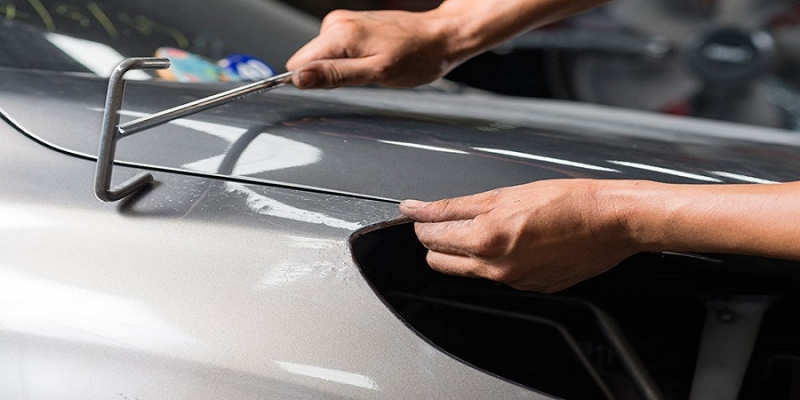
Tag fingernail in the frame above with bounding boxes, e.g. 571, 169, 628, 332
400, 199, 426, 211
297, 70, 319, 89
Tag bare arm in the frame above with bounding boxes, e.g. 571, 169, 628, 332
624, 180, 800, 259
286, 0, 607, 89
399, 180, 800, 293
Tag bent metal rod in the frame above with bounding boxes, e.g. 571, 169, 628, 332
95, 57, 293, 202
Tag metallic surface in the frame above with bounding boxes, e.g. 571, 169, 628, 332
0, 117, 540, 399
96, 57, 292, 202
118, 71, 294, 137
689, 297, 774, 400
2, 70, 800, 206
2, 66, 800, 399
95, 58, 170, 202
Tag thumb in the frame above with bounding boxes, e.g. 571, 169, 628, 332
291, 59, 378, 89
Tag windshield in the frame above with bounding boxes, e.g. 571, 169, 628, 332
0, 0, 318, 77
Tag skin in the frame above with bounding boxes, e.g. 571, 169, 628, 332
287, 0, 800, 292
399, 181, 800, 293
286, 0, 605, 89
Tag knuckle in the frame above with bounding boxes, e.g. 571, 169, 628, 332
321, 9, 352, 27
436, 196, 468, 217
468, 235, 493, 255
426, 198, 453, 220
316, 61, 343, 87
485, 188, 505, 204
483, 265, 514, 284
371, 61, 393, 81
467, 229, 506, 257
323, 12, 362, 39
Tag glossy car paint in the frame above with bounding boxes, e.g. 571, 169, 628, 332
0, 115, 539, 398
2, 66, 800, 399
2, 70, 799, 205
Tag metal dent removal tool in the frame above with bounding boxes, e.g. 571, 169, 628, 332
95, 57, 293, 202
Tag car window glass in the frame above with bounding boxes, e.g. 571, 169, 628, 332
0, 0, 318, 77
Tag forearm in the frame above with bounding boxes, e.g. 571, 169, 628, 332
615, 181, 800, 259
430, 0, 609, 66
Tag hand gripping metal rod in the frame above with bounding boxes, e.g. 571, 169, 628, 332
95, 57, 293, 202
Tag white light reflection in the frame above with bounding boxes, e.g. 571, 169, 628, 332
608, 161, 721, 182
378, 140, 469, 155
0, 206, 57, 230
710, 171, 779, 184
226, 183, 363, 230
0, 268, 199, 351
45, 33, 150, 80
276, 361, 379, 390
473, 147, 619, 172
113, 110, 322, 174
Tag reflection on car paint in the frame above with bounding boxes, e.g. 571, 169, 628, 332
710, 171, 780, 184
0, 268, 201, 351
608, 160, 722, 182
113, 109, 323, 175
377, 140, 469, 155
44, 32, 151, 79
473, 147, 620, 173
0, 205, 57, 230
276, 361, 379, 391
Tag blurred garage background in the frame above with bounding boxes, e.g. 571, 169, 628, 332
278, 0, 800, 131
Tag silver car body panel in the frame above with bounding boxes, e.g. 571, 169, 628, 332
2, 67, 800, 399
2, 70, 799, 204
0, 119, 540, 399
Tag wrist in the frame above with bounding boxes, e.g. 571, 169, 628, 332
423, 6, 482, 71
429, 0, 610, 68
602, 180, 672, 254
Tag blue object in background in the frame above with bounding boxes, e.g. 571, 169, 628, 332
219, 54, 276, 81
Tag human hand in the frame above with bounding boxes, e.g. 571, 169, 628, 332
399, 180, 639, 293
286, 9, 459, 89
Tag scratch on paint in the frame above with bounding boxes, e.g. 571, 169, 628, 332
225, 182, 363, 230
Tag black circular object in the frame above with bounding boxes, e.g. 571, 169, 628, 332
686, 27, 776, 86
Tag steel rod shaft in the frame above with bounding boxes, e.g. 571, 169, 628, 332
118, 71, 293, 137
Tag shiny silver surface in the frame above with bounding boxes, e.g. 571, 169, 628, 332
96, 57, 292, 202
118, 71, 294, 137
95, 58, 170, 202
2, 66, 800, 399
2, 69, 799, 206
0, 118, 539, 399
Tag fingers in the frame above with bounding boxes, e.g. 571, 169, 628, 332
287, 9, 383, 89
425, 251, 484, 279
287, 31, 376, 89
400, 190, 501, 223
426, 250, 519, 287
289, 58, 380, 89
286, 10, 359, 69
286, 37, 342, 73
414, 218, 504, 258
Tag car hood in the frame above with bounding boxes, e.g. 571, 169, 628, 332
2, 69, 800, 202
